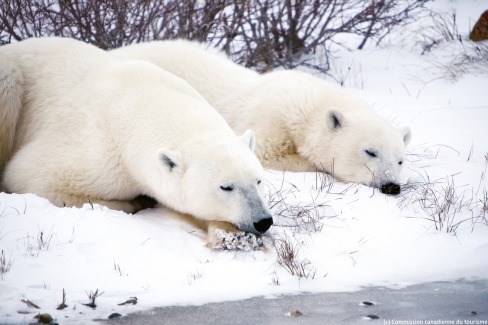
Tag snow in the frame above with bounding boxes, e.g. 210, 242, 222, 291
1, 1, 487, 324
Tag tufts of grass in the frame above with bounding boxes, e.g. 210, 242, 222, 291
83, 289, 104, 309
471, 156, 488, 229
21, 226, 56, 257
399, 168, 488, 235
472, 188, 488, 229
113, 260, 127, 277
273, 233, 315, 279
57, 288, 68, 310
434, 42, 488, 81
187, 267, 205, 285
270, 271, 280, 286
0, 249, 14, 280
266, 172, 337, 233
429, 10, 460, 43
414, 176, 471, 234
36, 227, 55, 251
417, 8, 488, 80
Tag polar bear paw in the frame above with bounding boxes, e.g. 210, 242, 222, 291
212, 229, 265, 251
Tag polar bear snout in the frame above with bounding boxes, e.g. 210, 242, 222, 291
237, 212, 273, 235
381, 182, 401, 195
253, 215, 273, 233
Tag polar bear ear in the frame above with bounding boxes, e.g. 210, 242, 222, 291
329, 111, 343, 130
158, 148, 183, 173
240, 129, 256, 152
399, 126, 412, 147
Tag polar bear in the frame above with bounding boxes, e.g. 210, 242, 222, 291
110, 40, 412, 195
0, 37, 273, 242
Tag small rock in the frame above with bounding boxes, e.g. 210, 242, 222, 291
364, 314, 380, 320
108, 313, 122, 319
470, 10, 488, 42
34, 313, 53, 324
290, 309, 303, 317
471, 310, 478, 315
361, 301, 374, 306
118, 297, 138, 306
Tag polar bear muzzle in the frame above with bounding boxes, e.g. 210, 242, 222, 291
253, 215, 274, 233
381, 182, 401, 195
237, 211, 273, 235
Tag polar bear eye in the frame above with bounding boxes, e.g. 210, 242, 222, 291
220, 185, 234, 192
257, 180, 261, 185
365, 149, 377, 158
398, 160, 403, 165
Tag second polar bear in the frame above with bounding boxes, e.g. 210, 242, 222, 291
111, 40, 412, 194
0, 37, 273, 242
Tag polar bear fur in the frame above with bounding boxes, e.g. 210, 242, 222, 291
110, 40, 412, 194
0, 37, 273, 237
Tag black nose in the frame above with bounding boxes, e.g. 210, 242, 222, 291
254, 217, 273, 233
381, 182, 401, 195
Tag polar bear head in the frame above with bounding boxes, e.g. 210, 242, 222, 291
303, 108, 411, 195
250, 70, 410, 194
156, 130, 273, 234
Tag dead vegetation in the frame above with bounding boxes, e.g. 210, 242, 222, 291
400, 174, 473, 234
113, 260, 127, 277
0, 249, 13, 280
57, 288, 68, 310
266, 172, 337, 234
83, 289, 104, 309
273, 233, 315, 279
0, 0, 429, 73
417, 8, 488, 80
399, 150, 488, 235
21, 298, 40, 309
20, 226, 56, 257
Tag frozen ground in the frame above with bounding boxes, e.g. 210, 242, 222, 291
105, 280, 488, 325
1, 1, 487, 324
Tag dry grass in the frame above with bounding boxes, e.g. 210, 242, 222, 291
418, 8, 488, 81
0, 249, 13, 280
401, 174, 472, 234
57, 288, 68, 310
83, 289, 104, 309
273, 233, 315, 279
266, 172, 338, 234
187, 267, 205, 285
21, 299, 40, 309
36, 227, 55, 251
21, 226, 56, 257
472, 188, 488, 229
433, 42, 488, 81
399, 153, 488, 235
265, 170, 359, 278
113, 260, 127, 277
429, 10, 460, 43
270, 271, 280, 286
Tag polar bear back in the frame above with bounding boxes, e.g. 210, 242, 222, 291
110, 40, 259, 112
2, 38, 234, 154
1, 37, 237, 204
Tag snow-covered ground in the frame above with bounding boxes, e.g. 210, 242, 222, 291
1, 1, 487, 324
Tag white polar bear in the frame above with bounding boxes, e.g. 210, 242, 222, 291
0, 37, 273, 241
110, 40, 412, 195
